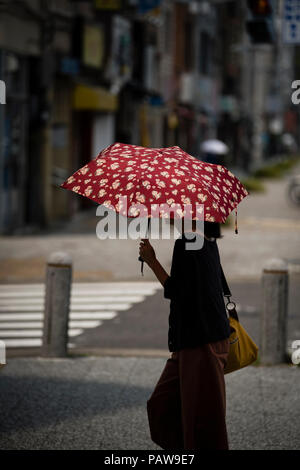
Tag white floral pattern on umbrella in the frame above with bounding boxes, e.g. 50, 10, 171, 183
61, 143, 249, 222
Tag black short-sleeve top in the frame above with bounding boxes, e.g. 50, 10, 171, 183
163, 232, 231, 352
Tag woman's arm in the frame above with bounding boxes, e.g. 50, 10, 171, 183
148, 258, 169, 287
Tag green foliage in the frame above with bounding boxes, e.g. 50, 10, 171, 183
253, 166, 282, 178
240, 178, 265, 193
253, 155, 300, 179
223, 215, 232, 227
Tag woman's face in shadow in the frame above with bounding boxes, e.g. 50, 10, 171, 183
169, 218, 205, 236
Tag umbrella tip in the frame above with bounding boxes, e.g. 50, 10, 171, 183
234, 207, 238, 234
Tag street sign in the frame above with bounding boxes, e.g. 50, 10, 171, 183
283, 0, 300, 43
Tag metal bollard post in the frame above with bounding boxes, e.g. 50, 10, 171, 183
260, 258, 289, 365
0, 340, 6, 370
42, 252, 72, 357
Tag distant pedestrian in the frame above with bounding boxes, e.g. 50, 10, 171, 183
139, 220, 231, 450
200, 139, 229, 166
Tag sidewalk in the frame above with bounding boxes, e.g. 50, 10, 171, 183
218, 161, 300, 280
0, 356, 299, 450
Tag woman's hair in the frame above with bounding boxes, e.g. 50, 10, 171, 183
190, 220, 222, 238
203, 221, 222, 239
170, 218, 223, 239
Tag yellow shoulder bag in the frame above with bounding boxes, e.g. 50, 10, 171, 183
220, 265, 259, 374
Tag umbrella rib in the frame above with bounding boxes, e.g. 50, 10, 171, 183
129, 149, 162, 210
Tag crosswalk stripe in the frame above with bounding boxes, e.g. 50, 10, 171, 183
0, 303, 131, 312
0, 312, 117, 321
0, 321, 102, 329
3, 339, 42, 347
0, 282, 160, 348
69, 312, 116, 320
0, 290, 157, 297
1, 339, 77, 348
0, 296, 145, 304
0, 282, 161, 290
0, 329, 83, 338
0, 294, 145, 305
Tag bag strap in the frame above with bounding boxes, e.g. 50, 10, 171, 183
220, 263, 239, 321
220, 264, 231, 297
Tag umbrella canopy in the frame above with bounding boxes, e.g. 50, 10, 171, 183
61, 143, 248, 223
200, 139, 229, 155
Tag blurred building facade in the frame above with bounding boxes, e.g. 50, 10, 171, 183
0, 0, 299, 234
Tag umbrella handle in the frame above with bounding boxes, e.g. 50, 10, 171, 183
138, 218, 150, 276
138, 256, 144, 276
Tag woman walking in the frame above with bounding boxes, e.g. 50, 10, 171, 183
139, 220, 231, 450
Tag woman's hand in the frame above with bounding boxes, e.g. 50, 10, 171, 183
139, 239, 169, 286
139, 239, 156, 266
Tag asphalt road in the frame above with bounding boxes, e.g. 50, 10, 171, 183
4, 273, 300, 359
70, 275, 300, 355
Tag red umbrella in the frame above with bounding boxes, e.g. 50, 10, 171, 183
61, 142, 248, 230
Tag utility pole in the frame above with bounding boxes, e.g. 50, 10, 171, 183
39, 1, 55, 227
0, 52, 5, 233
274, 0, 295, 154
251, 43, 273, 170
243, 0, 276, 170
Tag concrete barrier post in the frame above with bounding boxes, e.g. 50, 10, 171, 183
0, 340, 6, 370
42, 252, 72, 357
260, 258, 289, 365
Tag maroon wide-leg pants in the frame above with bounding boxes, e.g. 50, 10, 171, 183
147, 338, 230, 450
